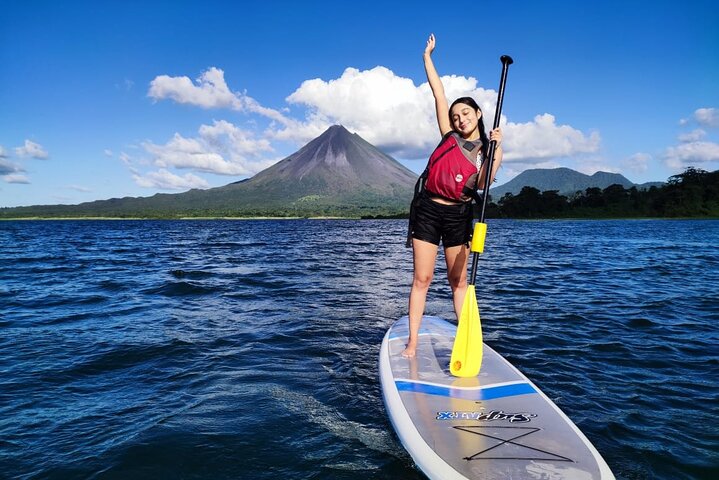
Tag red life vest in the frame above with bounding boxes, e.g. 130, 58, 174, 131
424, 132, 482, 202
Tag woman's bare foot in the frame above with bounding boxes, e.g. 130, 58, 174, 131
401, 341, 417, 358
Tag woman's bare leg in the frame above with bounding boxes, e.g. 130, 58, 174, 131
402, 238, 438, 358
444, 243, 470, 321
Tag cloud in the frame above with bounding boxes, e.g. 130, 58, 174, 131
281, 66, 497, 157
664, 141, 719, 169
502, 114, 600, 162
678, 129, 706, 143
622, 153, 651, 174
119, 152, 132, 165
114, 78, 134, 91
1, 156, 31, 184
0, 158, 24, 175
15, 140, 49, 159
132, 168, 210, 190
695, 108, 718, 128
575, 160, 620, 175
104, 149, 114, 157
143, 134, 232, 173
149, 67, 241, 109
281, 66, 599, 162
1, 157, 29, 183
199, 119, 273, 157
148, 67, 289, 125
282, 66, 431, 153
0, 145, 7, 158
664, 111, 719, 171
66, 185, 92, 193
142, 120, 275, 176
2, 174, 30, 184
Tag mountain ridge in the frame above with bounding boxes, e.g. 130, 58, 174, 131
491, 167, 664, 198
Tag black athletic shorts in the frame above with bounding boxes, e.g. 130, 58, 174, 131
410, 193, 473, 248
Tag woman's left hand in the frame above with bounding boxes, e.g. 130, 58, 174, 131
490, 128, 503, 147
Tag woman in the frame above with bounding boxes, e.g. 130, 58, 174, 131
402, 33, 504, 358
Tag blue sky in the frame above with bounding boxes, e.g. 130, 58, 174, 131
1, 0, 717, 207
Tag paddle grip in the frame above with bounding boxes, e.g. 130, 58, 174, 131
478, 55, 512, 224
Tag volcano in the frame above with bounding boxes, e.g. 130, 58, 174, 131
202, 124, 418, 216
246, 125, 417, 196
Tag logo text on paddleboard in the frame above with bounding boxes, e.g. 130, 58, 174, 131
436, 409, 537, 423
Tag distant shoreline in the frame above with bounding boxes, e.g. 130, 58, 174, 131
2, 215, 717, 221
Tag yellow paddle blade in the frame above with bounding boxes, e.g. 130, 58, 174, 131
450, 285, 483, 377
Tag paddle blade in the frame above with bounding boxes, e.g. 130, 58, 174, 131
450, 285, 483, 377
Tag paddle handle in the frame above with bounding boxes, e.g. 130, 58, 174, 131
469, 55, 513, 285
479, 55, 513, 222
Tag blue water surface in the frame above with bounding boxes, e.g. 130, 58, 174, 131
0, 219, 717, 480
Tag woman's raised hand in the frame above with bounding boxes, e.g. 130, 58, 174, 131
490, 128, 503, 147
424, 33, 436, 57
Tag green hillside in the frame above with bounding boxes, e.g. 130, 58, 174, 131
490, 167, 662, 198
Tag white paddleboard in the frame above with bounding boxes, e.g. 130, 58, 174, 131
379, 316, 615, 479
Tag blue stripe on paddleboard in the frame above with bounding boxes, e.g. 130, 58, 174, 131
389, 327, 453, 340
395, 381, 536, 401
389, 329, 428, 340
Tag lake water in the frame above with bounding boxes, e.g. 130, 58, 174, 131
1, 219, 717, 480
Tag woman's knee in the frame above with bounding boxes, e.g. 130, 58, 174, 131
448, 274, 467, 290
413, 272, 433, 289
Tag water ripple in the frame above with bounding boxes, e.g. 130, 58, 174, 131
0, 219, 717, 479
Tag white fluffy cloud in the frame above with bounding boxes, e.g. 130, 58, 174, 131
695, 108, 718, 128
198, 119, 273, 158
678, 129, 706, 143
141, 120, 275, 177
143, 134, 235, 174
283, 66, 433, 154
0, 145, 7, 158
282, 66, 498, 158
15, 140, 49, 159
132, 168, 210, 190
502, 114, 600, 162
664, 141, 719, 169
149, 67, 241, 109
282, 66, 600, 163
133, 120, 279, 189
148, 67, 289, 125
664, 108, 719, 170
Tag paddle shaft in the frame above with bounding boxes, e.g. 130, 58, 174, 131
469, 55, 513, 285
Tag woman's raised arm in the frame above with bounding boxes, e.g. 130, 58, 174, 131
423, 34, 452, 136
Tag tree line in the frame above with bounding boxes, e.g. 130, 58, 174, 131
484, 167, 719, 219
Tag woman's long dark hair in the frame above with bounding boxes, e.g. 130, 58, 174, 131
449, 97, 489, 160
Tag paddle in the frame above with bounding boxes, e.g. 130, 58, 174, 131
450, 55, 513, 377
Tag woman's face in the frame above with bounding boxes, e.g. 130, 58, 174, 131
451, 103, 482, 138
